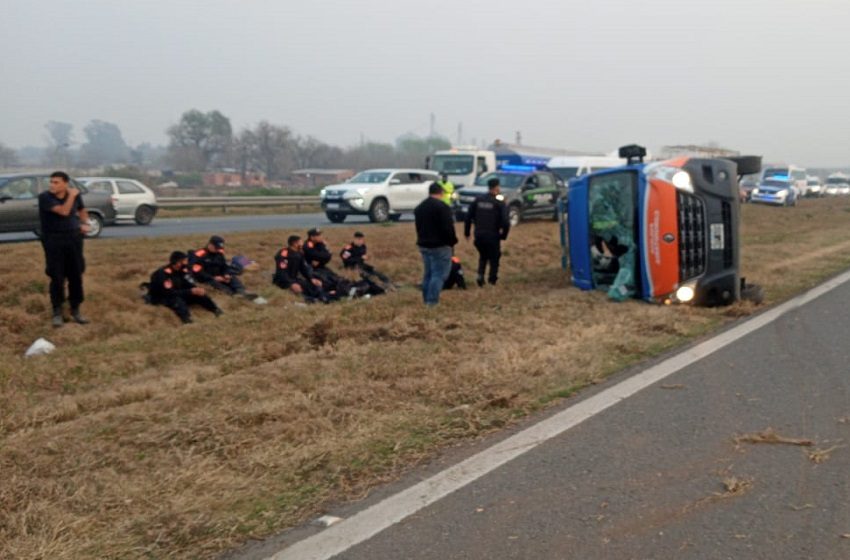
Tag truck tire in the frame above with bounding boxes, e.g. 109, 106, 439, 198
728, 156, 762, 177
86, 213, 104, 238
134, 204, 156, 225
741, 283, 764, 305
508, 205, 521, 227
326, 212, 346, 223
369, 198, 390, 223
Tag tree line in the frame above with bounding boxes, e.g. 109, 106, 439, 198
1, 110, 452, 180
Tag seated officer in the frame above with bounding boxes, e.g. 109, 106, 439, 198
340, 231, 392, 284
273, 235, 329, 303
147, 251, 222, 324
189, 235, 257, 299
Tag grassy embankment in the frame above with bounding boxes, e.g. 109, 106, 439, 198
2, 198, 850, 559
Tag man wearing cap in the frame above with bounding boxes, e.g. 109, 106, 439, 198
414, 182, 458, 305
189, 235, 257, 299
340, 231, 392, 285
273, 235, 329, 303
147, 251, 222, 324
464, 177, 510, 286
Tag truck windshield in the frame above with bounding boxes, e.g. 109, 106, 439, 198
588, 171, 638, 300
474, 172, 525, 189
549, 167, 579, 180
349, 171, 390, 184
431, 155, 474, 175
827, 177, 849, 185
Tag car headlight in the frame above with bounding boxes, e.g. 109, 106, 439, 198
671, 171, 693, 192
777, 190, 787, 198
675, 285, 696, 303
752, 188, 759, 195
451, 191, 460, 201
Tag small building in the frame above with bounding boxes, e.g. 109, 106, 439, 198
202, 171, 266, 188
292, 169, 355, 187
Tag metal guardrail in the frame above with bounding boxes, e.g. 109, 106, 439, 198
156, 196, 321, 212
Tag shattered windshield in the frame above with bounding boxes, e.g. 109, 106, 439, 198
588, 171, 638, 301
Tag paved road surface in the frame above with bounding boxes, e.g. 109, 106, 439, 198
239, 274, 850, 560
0, 213, 403, 243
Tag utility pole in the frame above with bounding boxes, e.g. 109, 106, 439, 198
429, 113, 436, 138
457, 122, 463, 145
515, 131, 522, 145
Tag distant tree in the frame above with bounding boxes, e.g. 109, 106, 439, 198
44, 120, 73, 166
240, 122, 296, 180
79, 119, 130, 166
0, 142, 19, 168
292, 135, 344, 169
167, 109, 232, 170
394, 134, 451, 167
341, 141, 398, 169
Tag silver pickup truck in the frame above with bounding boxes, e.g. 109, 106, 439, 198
0, 173, 117, 237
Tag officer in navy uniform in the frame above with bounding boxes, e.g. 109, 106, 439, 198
188, 235, 257, 299
148, 251, 222, 324
273, 235, 329, 303
464, 177, 510, 286
38, 171, 91, 327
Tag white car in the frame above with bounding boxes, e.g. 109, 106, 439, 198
805, 177, 824, 197
320, 169, 439, 223
78, 177, 158, 225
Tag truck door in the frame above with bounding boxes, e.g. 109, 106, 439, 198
0, 176, 40, 232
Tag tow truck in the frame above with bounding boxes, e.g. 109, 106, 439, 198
560, 145, 762, 306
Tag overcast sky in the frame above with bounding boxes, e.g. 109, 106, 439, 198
3, 0, 848, 165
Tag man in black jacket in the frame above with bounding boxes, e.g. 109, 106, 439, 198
340, 231, 392, 284
189, 235, 257, 299
148, 251, 222, 324
273, 235, 329, 303
414, 182, 458, 305
465, 177, 510, 286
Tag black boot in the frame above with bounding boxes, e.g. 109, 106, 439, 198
52, 307, 64, 328
71, 307, 90, 324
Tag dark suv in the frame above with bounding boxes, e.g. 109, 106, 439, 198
0, 174, 117, 237
454, 168, 565, 226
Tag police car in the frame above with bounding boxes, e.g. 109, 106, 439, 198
453, 166, 566, 226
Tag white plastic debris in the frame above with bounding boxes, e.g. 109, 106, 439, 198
25, 338, 56, 357
313, 515, 343, 528
253, 296, 268, 305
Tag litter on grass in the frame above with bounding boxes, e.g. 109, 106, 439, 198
733, 428, 813, 447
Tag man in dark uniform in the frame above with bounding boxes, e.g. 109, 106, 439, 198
188, 235, 257, 299
443, 256, 467, 290
464, 177, 510, 287
340, 231, 392, 284
38, 171, 91, 327
273, 235, 329, 303
148, 251, 222, 324
303, 227, 356, 298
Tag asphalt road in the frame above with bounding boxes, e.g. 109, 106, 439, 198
240, 274, 850, 560
0, 213, 402, 243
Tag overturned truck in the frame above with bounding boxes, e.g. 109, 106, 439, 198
561, 145, 761, 306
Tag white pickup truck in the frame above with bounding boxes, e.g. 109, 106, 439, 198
320, 168, 439, 223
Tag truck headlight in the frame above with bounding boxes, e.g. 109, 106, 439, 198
451, 191, 460, 201
675, 285, 696, 303
752, 188, 759, 195
672, 171, 694, 193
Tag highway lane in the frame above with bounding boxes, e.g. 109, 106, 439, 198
241, 274, 850, 560
0, 213, 408, 243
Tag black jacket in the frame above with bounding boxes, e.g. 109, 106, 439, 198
188, 248, 228, 282
273, 247, 315, 288
414, 196, 458, 249
464, 194, 510, 240
304, 240, 333, 269
149, 265, 194, 302
340, 243, 367, 268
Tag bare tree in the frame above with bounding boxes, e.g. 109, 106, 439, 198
167, 109, 233, 171
0, 142, 19, 168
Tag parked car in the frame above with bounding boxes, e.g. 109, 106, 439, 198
0, 173, 117, 237
750, 179, 798, 206
739, 175, 759, 202
320, 169, 440, 223
77, 177, 158, 225
824, 174, 850, 196
805, 177, 824, 197
454, 167, 565, 226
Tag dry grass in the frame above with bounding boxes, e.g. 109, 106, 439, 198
733, 428, 814, 447
2, 198, 850, 559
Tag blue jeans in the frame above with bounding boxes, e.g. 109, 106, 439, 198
419, 246, 453, 305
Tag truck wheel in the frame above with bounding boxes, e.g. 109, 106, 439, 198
741, 283, 764, 305
326, 212, 346, 223
369, 198, 390, 223
508, 205, 521, 227
134, 204, 156, 225
86, 214, 104, 238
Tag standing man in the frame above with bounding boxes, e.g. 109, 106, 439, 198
414, 182, 458, 306
464, 177, 510, 287
38, 171, 90, 327
437, 173, 455, 206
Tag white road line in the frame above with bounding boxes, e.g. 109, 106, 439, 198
268, 270, 850, 560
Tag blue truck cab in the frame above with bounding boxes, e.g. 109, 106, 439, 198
562, 145, 761, 306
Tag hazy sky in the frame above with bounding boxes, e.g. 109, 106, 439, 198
3, 0, 849, 165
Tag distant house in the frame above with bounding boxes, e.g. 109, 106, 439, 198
292, 169, 355, 187
202, 170, 266, 188
659, 145, 740, 159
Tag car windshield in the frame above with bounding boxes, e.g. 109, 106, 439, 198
763, 168, 791, 180
473, 172, 526, 189
430, 155, 473, 175
807, 179, 819, 185
348, 171, 390, 184
827, 177, 849, 185
549, 167, 579, 180
761, 180, 791, 188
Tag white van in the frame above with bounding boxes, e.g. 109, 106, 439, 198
320, 169, 439, 223
546, 156, 624, 182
